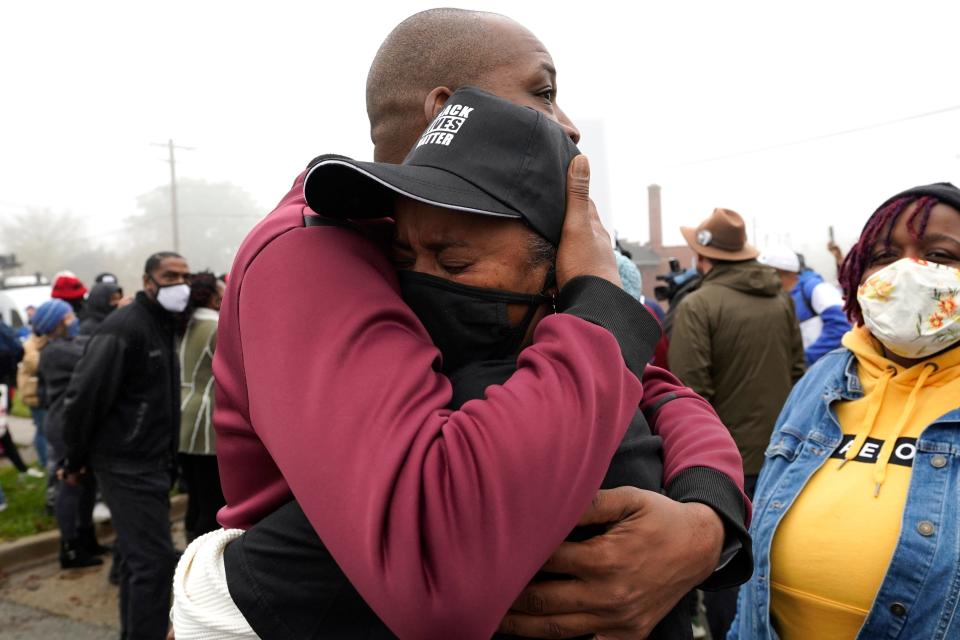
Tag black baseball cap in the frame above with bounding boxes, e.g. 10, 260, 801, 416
302, 86, 580, 245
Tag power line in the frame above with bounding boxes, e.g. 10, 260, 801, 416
671, 103, 960, 168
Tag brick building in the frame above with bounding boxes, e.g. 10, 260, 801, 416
618, 184, 696, 304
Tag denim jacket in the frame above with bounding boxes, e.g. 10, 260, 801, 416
729, 348, 960, 640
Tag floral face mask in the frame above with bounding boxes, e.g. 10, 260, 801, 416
858, 258, 960, 359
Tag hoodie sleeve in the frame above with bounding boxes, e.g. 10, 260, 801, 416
228, 224, 647, 640
639, 365, 752, 589
804, 282, 852, 365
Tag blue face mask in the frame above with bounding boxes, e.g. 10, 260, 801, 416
67, 317, 80, 338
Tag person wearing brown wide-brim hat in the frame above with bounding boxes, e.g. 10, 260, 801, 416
669, 205, 806, 640
680, 207, 759, 263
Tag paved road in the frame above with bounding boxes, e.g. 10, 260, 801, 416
0, 601, 115, 640
0, 521, 188, 639
0, 601, 119, 640
0, 562, 118, 639
0, 416, 187, 638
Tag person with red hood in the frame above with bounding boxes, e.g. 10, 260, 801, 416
50, 272, 88, 315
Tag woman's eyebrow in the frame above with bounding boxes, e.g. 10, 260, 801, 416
435, 239, 471, 249
423, 237, 472, 251
922, 233, 960, 246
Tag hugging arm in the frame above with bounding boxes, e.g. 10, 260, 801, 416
223, 159, 650, 640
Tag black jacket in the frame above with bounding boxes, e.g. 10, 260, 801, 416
37, 335, 89, 460
62, 292, 180, 471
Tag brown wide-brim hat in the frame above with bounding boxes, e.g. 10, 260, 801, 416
681, 207, 759, 261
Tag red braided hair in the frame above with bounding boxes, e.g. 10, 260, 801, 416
839, 195, 939, 325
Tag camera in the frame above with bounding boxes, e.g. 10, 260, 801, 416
654, 258, 700, 302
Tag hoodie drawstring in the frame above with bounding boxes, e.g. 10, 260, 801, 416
837, 363, 940, 497
870, 362, 938, 497
837, 366, 896, 471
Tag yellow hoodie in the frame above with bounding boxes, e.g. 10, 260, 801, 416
769, 326, 960, 640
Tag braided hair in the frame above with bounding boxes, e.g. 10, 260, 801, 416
839, 195, 939, 325
178, 270, 219, 334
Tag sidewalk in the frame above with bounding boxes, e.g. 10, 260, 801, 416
0, 500, 187, 636
0, 600, 115, 640
0, 563, 120, 639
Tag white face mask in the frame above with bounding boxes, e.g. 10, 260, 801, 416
858, 258, 960, 359
155, 283, 191, 313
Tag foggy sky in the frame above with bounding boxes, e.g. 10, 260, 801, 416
2, 0, 959, 280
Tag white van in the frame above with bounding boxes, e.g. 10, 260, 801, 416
0, 275, 52, 331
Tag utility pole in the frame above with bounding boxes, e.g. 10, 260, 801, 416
150, 139, 194, 252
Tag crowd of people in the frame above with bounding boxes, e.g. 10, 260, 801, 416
0, 261, 227, 630
1, 7, 959, 640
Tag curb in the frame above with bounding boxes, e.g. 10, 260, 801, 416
0, 494, 187, 574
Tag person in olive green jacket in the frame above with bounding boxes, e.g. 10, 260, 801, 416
668, 207, 805, 640
178, 271, 226, 543
669, 209, 806, 638
669, 208, 806, 491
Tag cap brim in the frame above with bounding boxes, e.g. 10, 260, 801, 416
303, 158, 522, 222
680, 226, 759, 261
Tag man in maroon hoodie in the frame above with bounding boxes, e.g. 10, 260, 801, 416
212, 9, 750, 639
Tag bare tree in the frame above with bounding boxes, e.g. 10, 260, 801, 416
125, 178, 265, 275
0, 179, 265, 293
0, 208, 93, 278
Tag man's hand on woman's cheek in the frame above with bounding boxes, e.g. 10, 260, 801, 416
556, 155, 621, 289
497, 487, 724, 639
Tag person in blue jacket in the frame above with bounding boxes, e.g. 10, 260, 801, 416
759, 244, 851, 366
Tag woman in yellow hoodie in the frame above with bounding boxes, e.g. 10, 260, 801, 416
730, 182, 960, 639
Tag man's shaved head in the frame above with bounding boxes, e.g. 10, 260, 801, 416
367, 9, 572, 163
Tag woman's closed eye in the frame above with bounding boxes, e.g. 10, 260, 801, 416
868, 248, 899, 266
439, 261, 472, 275
925, 248, 960, 265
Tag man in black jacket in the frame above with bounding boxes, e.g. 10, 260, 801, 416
62, 251, 190, 640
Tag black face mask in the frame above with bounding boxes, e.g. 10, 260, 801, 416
398, 270, 554, 373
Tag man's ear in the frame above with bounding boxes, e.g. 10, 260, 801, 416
423, 86, 453, 124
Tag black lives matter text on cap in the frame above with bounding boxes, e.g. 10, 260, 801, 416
415, 103, 475, 148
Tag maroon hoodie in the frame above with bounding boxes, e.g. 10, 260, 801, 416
214, 171, 749, 638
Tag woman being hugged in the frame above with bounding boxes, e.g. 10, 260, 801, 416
730, 182, 960, 639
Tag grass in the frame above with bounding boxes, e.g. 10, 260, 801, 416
10, 392, 31, 418
0, 465, 56, 541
